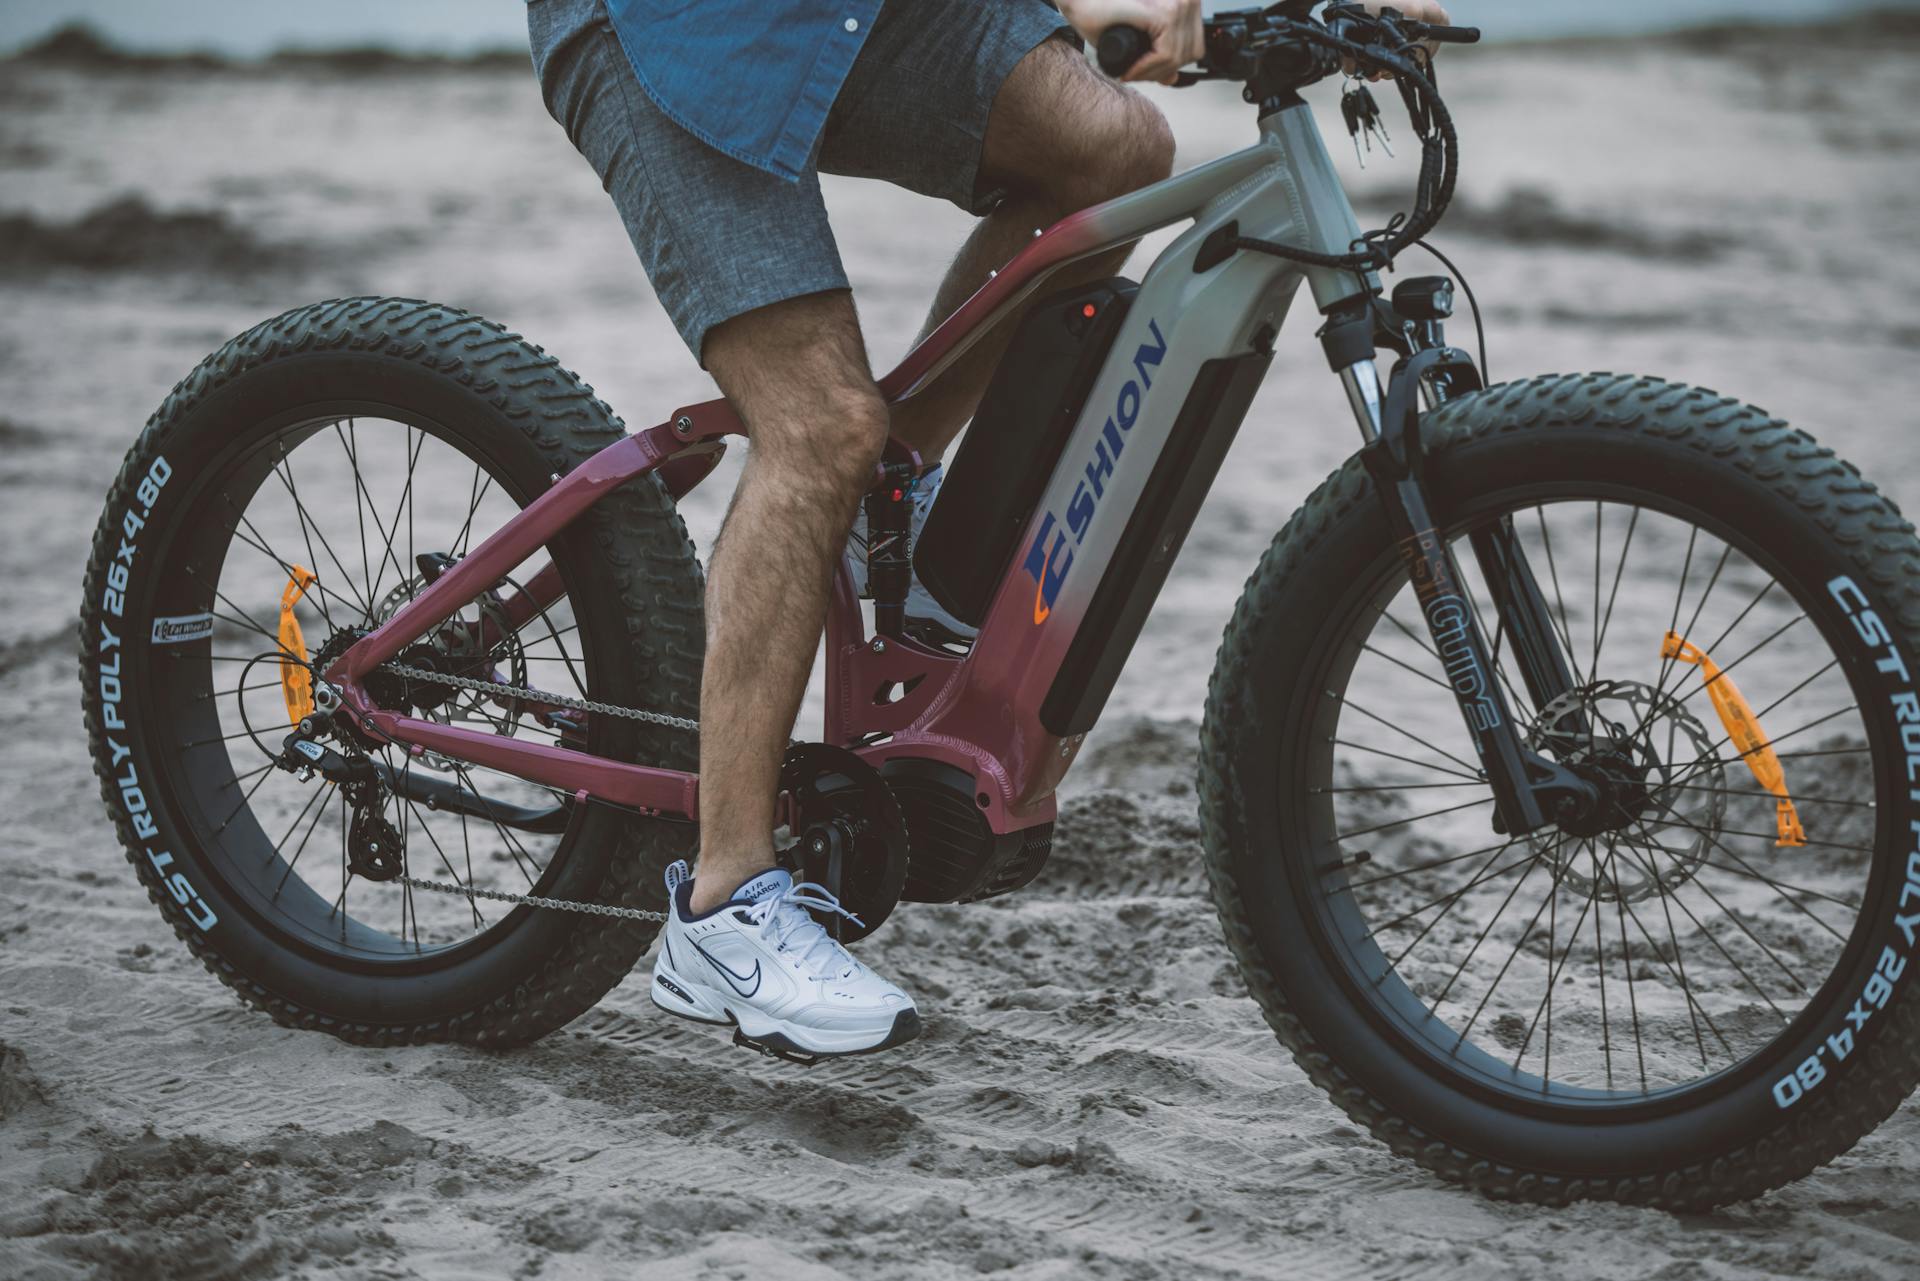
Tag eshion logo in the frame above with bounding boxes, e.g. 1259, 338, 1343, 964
1022, 319, 1168, 624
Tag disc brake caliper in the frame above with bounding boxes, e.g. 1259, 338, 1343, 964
278, 565, 318, 725
1662, 632, 1806, 846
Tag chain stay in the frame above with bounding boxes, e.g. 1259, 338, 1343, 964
343, 660, 688, 920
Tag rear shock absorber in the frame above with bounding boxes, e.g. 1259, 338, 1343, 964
864, 464, 917, 637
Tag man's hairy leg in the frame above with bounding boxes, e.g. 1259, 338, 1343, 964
691, 291, 889, 913
889, 39, 1175, 461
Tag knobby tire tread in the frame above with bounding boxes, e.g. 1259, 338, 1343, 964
1200, 373, 1920, 1209
79, 297, 703, 1049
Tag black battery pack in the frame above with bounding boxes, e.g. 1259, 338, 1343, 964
913, 278, 1138, 627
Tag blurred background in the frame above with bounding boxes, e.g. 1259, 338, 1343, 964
4, 5, 1920, 1279
3, 0, 1918, 52
5, 0, 1919, 724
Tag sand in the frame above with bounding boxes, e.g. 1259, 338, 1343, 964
4, 18, 1920, 1281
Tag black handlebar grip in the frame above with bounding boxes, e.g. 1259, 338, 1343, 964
1096, 25, 1152, 78
1423, 25, 1481, 44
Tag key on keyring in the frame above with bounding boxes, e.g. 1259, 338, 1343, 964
1341, 82, 1395, 166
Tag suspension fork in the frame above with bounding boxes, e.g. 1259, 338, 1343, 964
1323, 306, 1596, 835
1468, 518, 1579, 713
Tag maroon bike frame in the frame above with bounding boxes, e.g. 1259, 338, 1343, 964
329, 201, 1133, 837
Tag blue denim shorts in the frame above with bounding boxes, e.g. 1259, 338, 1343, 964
528, 0, 1073, 361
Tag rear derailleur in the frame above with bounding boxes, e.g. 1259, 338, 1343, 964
277, 712, 405, 882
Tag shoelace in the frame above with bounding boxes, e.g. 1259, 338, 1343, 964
745, 881, 866, 980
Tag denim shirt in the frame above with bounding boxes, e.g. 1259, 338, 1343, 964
602, 0, 886, 181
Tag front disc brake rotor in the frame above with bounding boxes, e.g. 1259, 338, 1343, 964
1525, 679, 1727, 902
777, 744, 909, 942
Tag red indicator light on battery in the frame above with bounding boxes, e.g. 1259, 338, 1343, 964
891, 488, 904, 502
1081, 303, 1098, 318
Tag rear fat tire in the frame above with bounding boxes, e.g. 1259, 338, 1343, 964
79, 297, 705, 1047
1201, 373, 1920, 1208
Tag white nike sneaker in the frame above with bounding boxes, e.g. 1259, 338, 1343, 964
848, 462, 978, 643
649, 860, 921, 1060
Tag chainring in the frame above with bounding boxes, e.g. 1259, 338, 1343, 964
1524, 679, 1727, 903
777, 744, 910, 943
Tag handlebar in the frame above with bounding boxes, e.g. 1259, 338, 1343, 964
1096, 25, 1152, 78
1088, 5, 1477, 277
1095, 11, 1480, 82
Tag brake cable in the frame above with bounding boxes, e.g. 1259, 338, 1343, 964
1225, 18, 1461, 274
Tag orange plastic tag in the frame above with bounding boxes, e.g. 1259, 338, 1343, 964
1662, 632, 1805, 846
279, 565, 318, 725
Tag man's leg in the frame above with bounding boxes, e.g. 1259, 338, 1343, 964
889, 39, 1177, 461
687, 290, 889, 913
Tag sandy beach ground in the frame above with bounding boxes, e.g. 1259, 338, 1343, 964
4, 16, 1920, 1280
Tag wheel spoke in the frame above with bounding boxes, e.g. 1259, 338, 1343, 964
1591, 505, 1639, 682
1589, 501, 1602, 684
1591, 842, 1615, 1089
1430, 851, 1543, 1009
1335, 795, 1493, 843
450, 763, 545, 889
1451, 862, 1559, 1051
1513, 861, 1601, 1075
1334, 694, 1485, 779
220, 497, 350, 629
1616, 824, 1801, 1015
272, 785, 334, 898
451, 463, 494, 560
1379, 842, 1534, 947
1363, 641, 1455, 695
1642, 542, 1733, 732
1640, 798, 1860, 928
212, 762, 279, 837
1665, 612, 1806, 723
1533, 506, 1583, 667
273, 461, 375, 620
348, 424, 384, 613
1332, 738, 1484, 782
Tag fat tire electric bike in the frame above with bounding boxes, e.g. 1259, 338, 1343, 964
80, 4, 1920, 1208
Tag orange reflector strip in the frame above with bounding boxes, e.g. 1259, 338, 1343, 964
1662, 631, 1805, 846
279, 565, 318, 726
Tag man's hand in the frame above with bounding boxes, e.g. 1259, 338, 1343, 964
1059, 0, 1205, 86
1351, 2, 1452, 77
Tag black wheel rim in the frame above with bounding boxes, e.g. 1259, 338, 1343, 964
1295, 487, 1886, 1110
140, 410, 612, 967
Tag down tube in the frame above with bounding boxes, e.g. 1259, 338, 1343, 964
900, 201, 1312, 814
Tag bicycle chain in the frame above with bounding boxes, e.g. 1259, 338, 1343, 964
378, 661, 700, 732
397, 873, 667, 922
358, 660, 690, 921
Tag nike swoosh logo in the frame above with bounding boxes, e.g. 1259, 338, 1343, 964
1032, 544, 1053, 625
691, 939, 761, 998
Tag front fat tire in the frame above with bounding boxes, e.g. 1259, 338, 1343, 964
79, 297, 705, 1048
1201, 373, 1920, 1208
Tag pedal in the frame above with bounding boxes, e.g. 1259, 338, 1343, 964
731, 1028, 822, 1067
